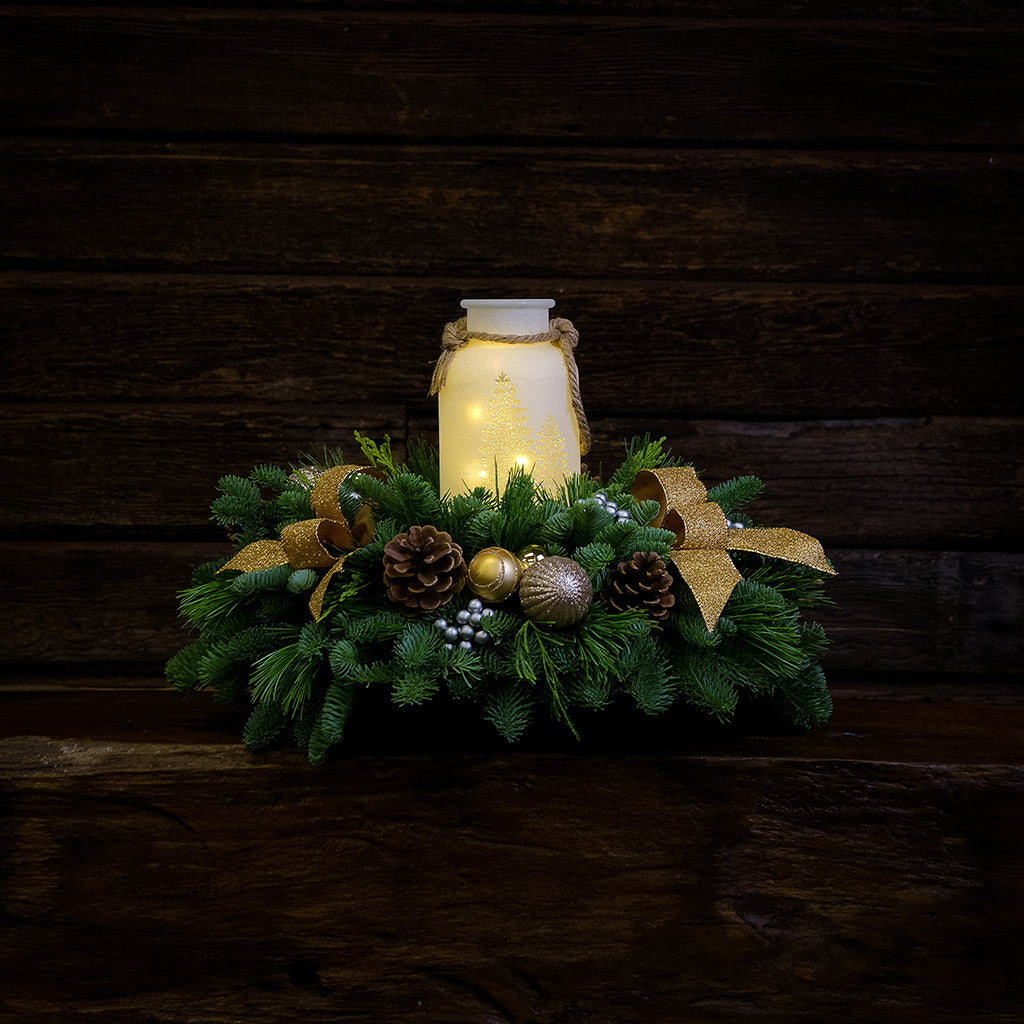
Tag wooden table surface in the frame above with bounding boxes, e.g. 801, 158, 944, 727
4, 684, 1023, 1024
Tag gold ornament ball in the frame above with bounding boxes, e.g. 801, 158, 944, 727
518, 544, 547, 568
519, 556, 593, 627
467, 546, 524, 603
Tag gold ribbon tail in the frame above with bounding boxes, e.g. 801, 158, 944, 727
726, 527, 836, 577
669, 548, 743, 632
220, 539, 289, 574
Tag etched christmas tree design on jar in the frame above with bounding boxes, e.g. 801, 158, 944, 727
471, 374, 573, 491
434, 299, 585, 496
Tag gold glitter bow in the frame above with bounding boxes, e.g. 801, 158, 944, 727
219, 465, 377, 620
630, 467, 836, 632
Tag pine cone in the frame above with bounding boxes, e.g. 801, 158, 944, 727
383, 525, 467, 612
606, 551, 676, 621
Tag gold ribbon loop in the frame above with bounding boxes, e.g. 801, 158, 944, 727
280, 518, 356, 569
631, 467, 836, 632
219, 465, 378, 619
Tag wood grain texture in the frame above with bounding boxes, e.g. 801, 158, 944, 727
3, 142, 1021, 282
2, 10, 1021, 147
2, 6, 1022, 1021
1, 542, 1019, 676
4, 274, 1022, 417
2, 406, 1021, 545
2, 698, 1024, 1023
7, 1, 1022, 19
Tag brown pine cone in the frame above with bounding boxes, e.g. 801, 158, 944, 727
383, 525, 467, 612
605, 551, 675, 621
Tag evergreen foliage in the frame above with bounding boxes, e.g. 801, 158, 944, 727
168, 433, 837, 763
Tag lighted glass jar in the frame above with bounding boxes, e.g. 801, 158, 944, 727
436, 299, 584, 496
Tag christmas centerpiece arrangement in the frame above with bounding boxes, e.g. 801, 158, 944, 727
167, 300, 837, 764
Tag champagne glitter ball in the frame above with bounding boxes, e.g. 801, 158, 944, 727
467, 546, 524, 603
518, 556, 593, 627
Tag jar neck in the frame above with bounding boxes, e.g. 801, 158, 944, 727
460, 298, 555, 336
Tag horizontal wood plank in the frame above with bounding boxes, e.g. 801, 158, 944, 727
0, 403, 407, 535
6, 2, 1021, 20
3, 274, 1022, 417
2, 142, 1021, 282
2, 701, 1023, 1023
1, 11, 1022, 147
1, 541, 1019, 675
3, 407, 1021, 546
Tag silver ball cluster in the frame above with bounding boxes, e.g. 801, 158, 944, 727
725, 519, 746, 530
435, 597, 494, 651
584, 491, 631, 523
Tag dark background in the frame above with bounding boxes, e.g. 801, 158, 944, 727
1, 4, 1023, 1022
1, 3, 1022, 687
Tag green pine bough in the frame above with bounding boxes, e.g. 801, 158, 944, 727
167, 435, 837, 764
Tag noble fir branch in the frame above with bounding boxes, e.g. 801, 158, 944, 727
483, 683, 536, 743
573, 541, 616, 582
242, 698, 291, 752
440, 491, 494, 551
718, 580, 806, 679
706, 475, 765, 516
165, 636, 213, 693
773, 662, 833, 729
391, 670, 441, 708
631, 499, 664, 528
444, 645, 485, 699
570, 667, 614, 711
249, 463, 291, 492
488, 467, 546, 552
211, 474, 278, 546
797, 620, 830, 660
191, 558, 231, 586
406, 437, 441, 493
306, 679, 357, 766
197, 625, 279, 702
619, 634, 677, 716
353, 472, 443, 532
342, 608, 408, 646
565, 497, 613, 548
608, 524, 676, 564
743, 557, 836, 608
608, 435, 681, 490
674, 649, 740, 722
228, 563, 292, 599
388, 622, 446, 705
274, 484, 315, 528
287, 568, 319, 594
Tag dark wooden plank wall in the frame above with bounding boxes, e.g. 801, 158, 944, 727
2, 6, 1024, 1022
2, 3, 1022, 686
2, 6, 1022, 685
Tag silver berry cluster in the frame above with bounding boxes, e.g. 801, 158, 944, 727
579, 491, 630, 523
725, 518, 746, 530
435, 597, 494, 650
